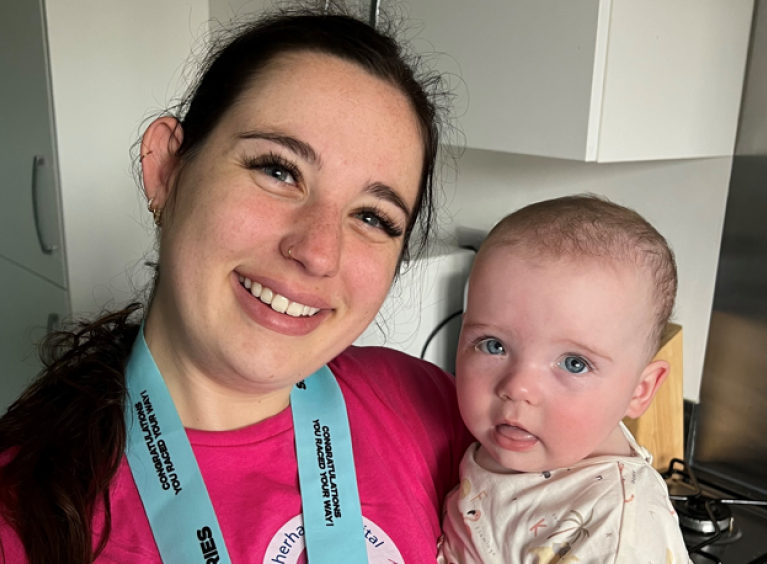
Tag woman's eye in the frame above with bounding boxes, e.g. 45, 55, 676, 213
476, 339, 506, 356
353, 209, 403, 238
357, 211, 382, 229
260, 164, 296, 185
559, 356, 591, 374
245, 153, 302, 186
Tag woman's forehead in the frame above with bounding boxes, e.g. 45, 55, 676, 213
225, 52, 419, 137
214, 52, 424, 201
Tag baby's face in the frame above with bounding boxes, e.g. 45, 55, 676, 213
456, 248, 655, 473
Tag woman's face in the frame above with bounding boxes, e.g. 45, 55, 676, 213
150, 52, 424, 394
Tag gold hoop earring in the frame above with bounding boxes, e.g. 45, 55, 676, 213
147, 197, 162, 226
140, 150, 153, 162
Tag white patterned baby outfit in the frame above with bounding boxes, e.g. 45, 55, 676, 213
438, 424, 691, 564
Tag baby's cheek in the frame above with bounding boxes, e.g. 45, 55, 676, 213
546, 404, 605, 459
456, 376, 489, 433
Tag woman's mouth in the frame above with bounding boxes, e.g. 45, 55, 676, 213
493, 424, 539, 452
238, 275, 321, 317
232, 272, 329, 337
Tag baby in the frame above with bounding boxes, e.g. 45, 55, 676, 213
438, 195, 690, 564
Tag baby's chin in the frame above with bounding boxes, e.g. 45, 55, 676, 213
474, 443, 536, 474
474, 441, 586, 475
474, 427, 634, 476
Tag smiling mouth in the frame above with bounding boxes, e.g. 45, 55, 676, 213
238, 275, 321, 318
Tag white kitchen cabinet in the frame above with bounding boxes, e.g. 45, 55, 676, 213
0, 256, 68, 412
407, 0, 754, 162
1, 0, 66, 287
0, 0, 69, 414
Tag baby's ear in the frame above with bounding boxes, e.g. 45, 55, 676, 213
624, 360, 670, 419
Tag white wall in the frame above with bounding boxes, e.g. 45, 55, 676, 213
439, 150, 731, 402
45, 0, 209, 313
210, 0, 266, 23
209, 0, 369, 24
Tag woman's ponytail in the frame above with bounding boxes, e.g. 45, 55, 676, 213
0, 304, 142, 564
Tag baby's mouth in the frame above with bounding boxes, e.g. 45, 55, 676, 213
496, 424, 538, 443
238, 275, 321, 318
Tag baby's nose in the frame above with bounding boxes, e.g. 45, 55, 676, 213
496, 364, 542, 405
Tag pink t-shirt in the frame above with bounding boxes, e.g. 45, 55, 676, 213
0, 346, 472, 563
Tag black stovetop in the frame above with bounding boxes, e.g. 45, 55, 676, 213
663, 459, 767, 564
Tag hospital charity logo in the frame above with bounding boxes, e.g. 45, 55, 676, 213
264, 515, 404, 564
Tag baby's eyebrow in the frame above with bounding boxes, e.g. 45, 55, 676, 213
562, 339, 612, 362
460, 322, 499, 334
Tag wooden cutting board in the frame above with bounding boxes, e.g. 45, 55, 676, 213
622, 323, 684, 472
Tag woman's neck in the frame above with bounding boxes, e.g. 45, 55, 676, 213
143, 313, 292, 432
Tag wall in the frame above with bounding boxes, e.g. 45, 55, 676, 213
45, 0, 209, 313
210, 0, 268, 23
209, 0, 369, 23
438, 150, 731, 401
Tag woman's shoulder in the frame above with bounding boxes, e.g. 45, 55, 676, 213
0, 448, 27, 563
330, 344, 470, 451
331, 346, 472, 510
332, 344, 455, 383
330, 345, 458, 408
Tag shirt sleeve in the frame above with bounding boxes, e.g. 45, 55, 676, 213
0, 516, 27, 564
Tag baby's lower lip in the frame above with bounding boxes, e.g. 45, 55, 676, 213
493, 424, 539, 452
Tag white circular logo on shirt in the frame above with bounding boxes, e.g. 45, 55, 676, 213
263, 515, 404, 564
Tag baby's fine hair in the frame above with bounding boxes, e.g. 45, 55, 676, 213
480, 194, 677, 355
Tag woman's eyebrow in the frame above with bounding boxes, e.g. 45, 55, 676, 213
238, 130, 321, 166
365, 182, 413, 222
238, 130, 412, 221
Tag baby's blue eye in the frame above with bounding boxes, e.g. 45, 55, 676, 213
560, 356, 590, 374
477, 339, 506, 356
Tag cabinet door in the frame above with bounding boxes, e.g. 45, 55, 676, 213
407, 0, 752, 162
0, 0, 66, 286
407, 0, 602, 160
0, 256, 68, 414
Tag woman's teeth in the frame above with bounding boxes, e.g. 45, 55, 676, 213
238, 275, 320, 317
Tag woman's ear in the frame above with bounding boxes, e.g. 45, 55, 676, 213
624, 360, 670, 419
141, 117, 184, 211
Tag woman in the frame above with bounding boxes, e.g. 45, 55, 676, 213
0, 6, 471, 564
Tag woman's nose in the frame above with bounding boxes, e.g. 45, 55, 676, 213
284, 201, 343, 277
496, 364, 541, 405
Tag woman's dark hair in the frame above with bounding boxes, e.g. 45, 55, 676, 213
0, 5, 445, 563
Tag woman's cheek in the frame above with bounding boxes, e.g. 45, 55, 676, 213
349, 241, 400, 295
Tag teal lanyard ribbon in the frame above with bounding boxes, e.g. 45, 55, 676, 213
291, 366, 368, 563
125, 328, 369, 563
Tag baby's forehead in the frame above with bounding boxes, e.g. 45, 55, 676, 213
473, 245, 657, 320
477, 243, 641, 278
